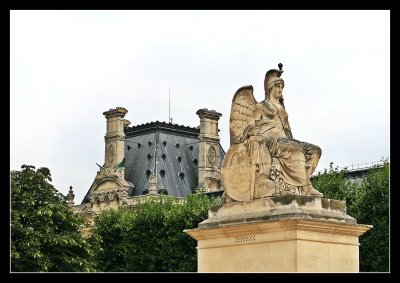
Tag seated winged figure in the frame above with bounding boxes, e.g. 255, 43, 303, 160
221, 64, 323, 203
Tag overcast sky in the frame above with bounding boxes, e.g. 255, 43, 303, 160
10, 10, 390, 203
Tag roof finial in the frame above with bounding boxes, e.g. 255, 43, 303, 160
148, 172, 159, 195
278, 63, 283, 72
67, 186, 75, 206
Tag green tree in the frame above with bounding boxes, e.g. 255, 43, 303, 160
92, 194, 218, 272
11, 165, 99, 272
355, 162, 389, 272
311, 160, 389, 272
311, 162, 356, 205
91, 207, 129, 272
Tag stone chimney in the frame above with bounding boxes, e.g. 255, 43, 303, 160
102, 107, 130, 168
81, 107, 134, 213
196, 108, 222, 191
67, 186, 75, 206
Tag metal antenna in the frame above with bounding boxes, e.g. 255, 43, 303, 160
169, 87, 171, 123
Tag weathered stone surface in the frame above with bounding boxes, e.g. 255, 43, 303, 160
74, 107, 134, 216
199, 195, 355, 229
185, 217, 371, 272
184, 64, 373, 272
196, 108, 223, 192
221, 64, 323, 202
185, 195, 371, 272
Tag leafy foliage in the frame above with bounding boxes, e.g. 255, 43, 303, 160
92, 194, 218, 272
311, 159, 389, 272
11, 165, 99, 272
90, 208, 129, 272
356, 162, 389, 272
311, 162, 359, 217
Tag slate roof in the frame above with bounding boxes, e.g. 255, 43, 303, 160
124, 121, 225, 197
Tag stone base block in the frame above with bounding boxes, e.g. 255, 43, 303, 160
185, 195, 371, 272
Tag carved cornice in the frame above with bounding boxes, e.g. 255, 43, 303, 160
196, 108, 222, 120
103, 107, 128, 119
186, 219, 372, 241
88, 187, 129, 207
104, 134, 125, 141
198, 136, 220, 143
125, 195, 185, 207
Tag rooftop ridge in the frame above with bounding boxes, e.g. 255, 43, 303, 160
125, 120, 199, 137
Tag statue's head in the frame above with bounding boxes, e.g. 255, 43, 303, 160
264, 64, 284, 98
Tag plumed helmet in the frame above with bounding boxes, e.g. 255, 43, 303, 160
264, 63, 284, 92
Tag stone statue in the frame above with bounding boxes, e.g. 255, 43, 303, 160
221, 64, 323, 202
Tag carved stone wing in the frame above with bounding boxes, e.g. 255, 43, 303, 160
221, 86, 259, 202
229, 85, 257, 145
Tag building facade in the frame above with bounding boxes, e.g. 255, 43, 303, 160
70, 107, 225, 219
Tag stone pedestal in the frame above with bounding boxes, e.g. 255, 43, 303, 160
185, 195, 371, 272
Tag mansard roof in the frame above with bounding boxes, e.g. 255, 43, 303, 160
124, 121, 220, 198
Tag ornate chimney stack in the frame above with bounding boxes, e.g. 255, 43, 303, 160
196, 108, 222, 191
102, 107, 130, 169
81, 107, 134, 213
67, 186, 75, 206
